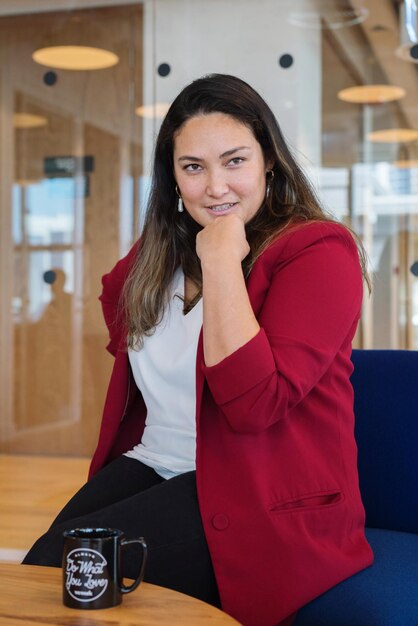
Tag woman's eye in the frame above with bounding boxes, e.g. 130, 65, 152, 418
228, 157, 244, 166
184, 163, 202, 172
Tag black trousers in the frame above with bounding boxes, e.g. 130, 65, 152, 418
23, 456, 221, 607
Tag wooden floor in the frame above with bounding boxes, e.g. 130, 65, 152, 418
0, 454, 89, 562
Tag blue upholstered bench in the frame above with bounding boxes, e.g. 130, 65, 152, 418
294, 349, 418, 626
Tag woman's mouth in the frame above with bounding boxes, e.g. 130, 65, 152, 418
206, 202, 237, 215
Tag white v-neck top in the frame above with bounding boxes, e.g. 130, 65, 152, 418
125, 267, 203, 479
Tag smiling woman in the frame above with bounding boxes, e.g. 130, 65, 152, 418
173, 112, 273, 365
173, 113, 270, 225
23, 74, 373, 626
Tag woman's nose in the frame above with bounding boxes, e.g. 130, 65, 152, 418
206, 171, 229, 198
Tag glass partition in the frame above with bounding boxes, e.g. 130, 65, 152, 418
147, 0, 418, 350
0, 3, 143, 455
1, 0, 417, 457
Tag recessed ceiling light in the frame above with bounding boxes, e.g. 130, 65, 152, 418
32, 46, 119, 70
367, 128, 418, 143
338, 85, 406, 104
135, 103, 171, 119
13, 113, 48, 129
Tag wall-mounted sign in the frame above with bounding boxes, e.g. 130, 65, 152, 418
44, 156, 94, 176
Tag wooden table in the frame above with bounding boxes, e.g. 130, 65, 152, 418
0, 563, 241, 625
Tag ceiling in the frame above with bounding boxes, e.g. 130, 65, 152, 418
350, 0, 418, 130
1, 0, 417, 162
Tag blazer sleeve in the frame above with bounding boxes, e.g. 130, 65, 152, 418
201, 224, 363, 433
99, 242, 140, 356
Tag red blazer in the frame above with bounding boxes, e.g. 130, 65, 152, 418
90, 221, 373, 626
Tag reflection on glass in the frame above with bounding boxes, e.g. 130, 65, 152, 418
1, 3, 142, 456
13, 252, 74, 429
13, 178, 76, 246
2, 0, 418, 462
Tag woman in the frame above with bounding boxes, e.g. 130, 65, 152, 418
24, 74, 373, 626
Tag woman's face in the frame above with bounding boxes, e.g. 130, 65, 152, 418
173, 113, 270, 227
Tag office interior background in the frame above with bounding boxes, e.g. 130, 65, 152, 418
0, 0, 417, 457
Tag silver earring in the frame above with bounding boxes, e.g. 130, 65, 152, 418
266, 170, 274, 198
175, 185, 184, 212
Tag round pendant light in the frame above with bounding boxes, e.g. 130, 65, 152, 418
367, 128, 418, 143
393, 159, 418, 168
338, 85, 406, 104
15, 178, 42, 186
135, 103, 171, 119
32, 45, 118, 70
13, 113, 48, 129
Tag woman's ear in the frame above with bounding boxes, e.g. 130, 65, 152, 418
265, 158, 274, 172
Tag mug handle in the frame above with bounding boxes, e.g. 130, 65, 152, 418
119, 537, 148, 594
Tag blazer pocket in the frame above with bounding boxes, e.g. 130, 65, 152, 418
269, 490, 344, 514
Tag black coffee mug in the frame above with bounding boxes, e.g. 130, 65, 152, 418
62, 528, 147, 609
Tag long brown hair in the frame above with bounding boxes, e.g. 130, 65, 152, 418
123, 74, 369, 347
